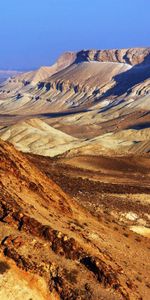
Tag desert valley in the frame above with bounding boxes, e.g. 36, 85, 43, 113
0, 47, 150, 300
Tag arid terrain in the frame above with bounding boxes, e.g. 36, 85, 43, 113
0, 47, 150, 299
0, 48, 150, 155
0, 140, 150, 300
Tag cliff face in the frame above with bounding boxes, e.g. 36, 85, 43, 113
74, 48, 150, 65
55, 48, 150, 66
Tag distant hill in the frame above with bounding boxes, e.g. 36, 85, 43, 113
0, 70, 21, 83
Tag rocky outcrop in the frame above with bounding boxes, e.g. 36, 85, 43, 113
75, 48, 150, 66
0, 200, 134, 300
38, 80, 91, 94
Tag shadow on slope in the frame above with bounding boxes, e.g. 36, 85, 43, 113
128, 122, 150, 130
98, 53, 150, 98
38, 108, 91, 118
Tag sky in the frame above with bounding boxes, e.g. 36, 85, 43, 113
0, 0, 150, 70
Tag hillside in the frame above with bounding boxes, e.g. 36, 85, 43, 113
2, 119, 150, 157
0, 118, 79, 156
1, 139, 150, 299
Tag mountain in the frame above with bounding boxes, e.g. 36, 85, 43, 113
0, 47, 150, 155
1, 48, 150, 107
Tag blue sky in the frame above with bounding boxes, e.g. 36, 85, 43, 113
0, 0, 150, 70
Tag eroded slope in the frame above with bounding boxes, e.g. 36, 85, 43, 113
1, 140, 150, 299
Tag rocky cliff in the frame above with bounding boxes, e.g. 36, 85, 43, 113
74, 48, 150, 65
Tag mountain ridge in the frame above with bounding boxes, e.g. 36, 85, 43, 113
0, 47, 150, 156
